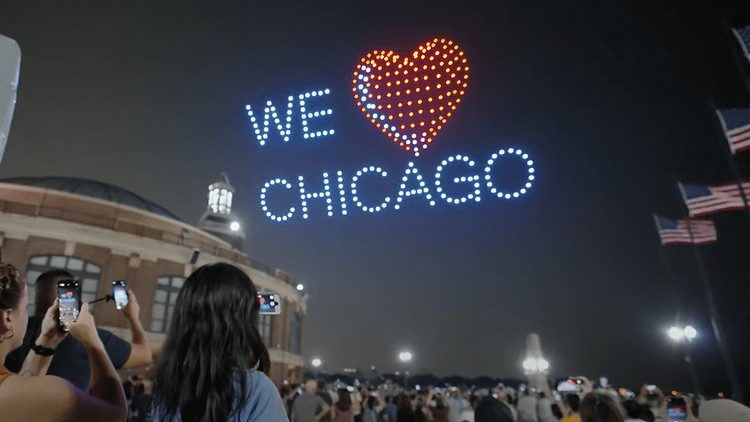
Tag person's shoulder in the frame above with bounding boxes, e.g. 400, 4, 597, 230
96, 327, 131, 353
96, 327, 119, 341
244, 370, 282, 401
246, 370, 276, 387
2, 372, 70, 393
0, 374, 77, 415
239, 371, 288, 421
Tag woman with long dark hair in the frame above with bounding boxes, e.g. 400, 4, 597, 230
579, 393, 624, 422
331, 388, 353, 422
397, 392, 416, 422
151, 263, 287, 422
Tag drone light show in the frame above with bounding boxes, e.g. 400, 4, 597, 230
352, 38, 469, 157
259, 148, 534, 222
245, 38, 538, 223
245, 89, 334, 145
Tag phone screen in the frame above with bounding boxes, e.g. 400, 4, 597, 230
557, 379, 582, 393
112, 280, 129, 310
258, 293, 281, 314
57, 279, 80, 331
668, 399, 687, 421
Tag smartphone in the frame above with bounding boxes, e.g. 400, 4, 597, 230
667, 397, 687, 421
57, 279, 80, 331
258, 292, 281, 314
557, 378, 583, 393
112, 280, 129, 310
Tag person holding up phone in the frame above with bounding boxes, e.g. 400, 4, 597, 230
0, 262, 127, 422
151, 263, 287, 422
4, 269, 153, 392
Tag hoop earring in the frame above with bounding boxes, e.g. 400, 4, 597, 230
0, 328, 14, 342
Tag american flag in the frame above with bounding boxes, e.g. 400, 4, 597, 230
733, 26, 750, 63
654, 216, 717, 245
717, 109, 750, 154
679, 181, 750, 217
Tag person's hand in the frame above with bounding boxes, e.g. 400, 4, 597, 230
421, 406, 434, 421
574, 376, 593, 396
68, 302, 101, 349
686, 398, 698, 422
37, 299, 67, 348
635, 384, 649, 404
122, 289, 140, 321
653, 386, 667, 407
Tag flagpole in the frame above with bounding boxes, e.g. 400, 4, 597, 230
651, 214, 681, 316
715, 20, 750, 221
721, 19, 750, 95
711, 108, 750, 222
675, 177, 744, 403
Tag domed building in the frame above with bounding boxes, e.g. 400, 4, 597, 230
0, 176, 305, 385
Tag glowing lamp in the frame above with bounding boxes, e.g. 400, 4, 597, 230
668, 326, 685, 341
684, 326, 697, 340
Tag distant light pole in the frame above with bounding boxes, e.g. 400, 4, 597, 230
398, 351, 413, 390
668, 325, 701, 395
312, 358, 322, 380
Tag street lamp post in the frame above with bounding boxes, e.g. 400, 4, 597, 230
668, 326, 701, 395
398, 351, 412, 390
312, 358, 322, 381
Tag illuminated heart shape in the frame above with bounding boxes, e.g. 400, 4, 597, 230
352, 38, 470, 156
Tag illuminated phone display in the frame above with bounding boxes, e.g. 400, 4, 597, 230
112, 280, 129, 310
258, 293, 281, 314
57, 279, 80, 331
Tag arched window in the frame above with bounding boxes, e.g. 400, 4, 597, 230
288, 312, 302, 354
257, 314, 273, 347
25, 255, 102, 314
150, 276, 184, 333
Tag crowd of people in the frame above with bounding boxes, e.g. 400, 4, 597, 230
0, 261, 285, 422
278, 378, 749, 422
0, 260, 748, 422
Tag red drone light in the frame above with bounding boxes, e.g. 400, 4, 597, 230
352, 38, 470, 156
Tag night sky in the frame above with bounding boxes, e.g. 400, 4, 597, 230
1, 0, 749, 397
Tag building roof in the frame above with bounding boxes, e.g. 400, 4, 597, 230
0, 176, 180, 221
